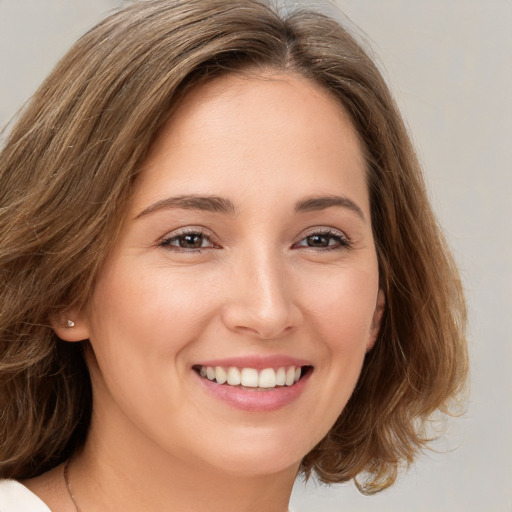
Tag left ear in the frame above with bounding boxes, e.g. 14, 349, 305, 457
366, 289, 385, 352
50, 308, 90, 342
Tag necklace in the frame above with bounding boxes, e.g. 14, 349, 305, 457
63, 459, 293, 512
63, 459, 81, 512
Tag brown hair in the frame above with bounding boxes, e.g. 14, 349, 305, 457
0, 0, 467, 494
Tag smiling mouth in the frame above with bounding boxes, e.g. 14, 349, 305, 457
193, 365, 313, 390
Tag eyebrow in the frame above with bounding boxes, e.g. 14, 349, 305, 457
295, 195, 365, 221
135, 193, 365, 221
135, 195, 236, 218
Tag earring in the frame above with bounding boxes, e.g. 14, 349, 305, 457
65, 320, 75, 328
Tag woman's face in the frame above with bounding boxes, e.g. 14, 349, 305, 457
76, 71, 382, 476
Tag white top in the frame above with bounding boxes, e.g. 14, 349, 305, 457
0, 480, 51, 511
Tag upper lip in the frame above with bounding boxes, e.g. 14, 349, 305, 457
194, 355, 312, 370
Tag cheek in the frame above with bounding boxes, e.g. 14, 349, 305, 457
88, 262, 218, 359
306, 265, 379, 349
84, 261, 228, 424
84, 263, 215, 437
299, 266, 379, 431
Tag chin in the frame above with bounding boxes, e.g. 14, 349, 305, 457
191, 425, 316, 478
208, 452, 302, 478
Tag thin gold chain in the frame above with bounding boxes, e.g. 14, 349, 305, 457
63, 459, 81, 512
63, 459, 293, 511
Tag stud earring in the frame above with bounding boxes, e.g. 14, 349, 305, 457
65, 320, 75, 328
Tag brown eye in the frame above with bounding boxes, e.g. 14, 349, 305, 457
160, 231, 215, 251
305, 234, 331, 247
293, 229, 350, 251
177, 234, 205, 248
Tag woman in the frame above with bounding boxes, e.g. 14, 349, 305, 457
0, 1, 467, 511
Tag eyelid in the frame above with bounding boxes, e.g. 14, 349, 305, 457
292, 226, 351, 250
300, 225, 347, 238
158, 226, 220, 250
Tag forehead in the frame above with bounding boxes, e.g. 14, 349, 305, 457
134, 70, 369, 215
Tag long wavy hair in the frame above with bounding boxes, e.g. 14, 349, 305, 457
0, 0, 467, 494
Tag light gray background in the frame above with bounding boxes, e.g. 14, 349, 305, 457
1, 1, 510, 511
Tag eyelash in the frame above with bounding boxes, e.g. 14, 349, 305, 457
292, 228, 351, 251
159, 228, 218, 252
158, 228, 351, 253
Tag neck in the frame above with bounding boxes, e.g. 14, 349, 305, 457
70, 415, 297, 512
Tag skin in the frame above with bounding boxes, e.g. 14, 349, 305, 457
28, 70, 383, 512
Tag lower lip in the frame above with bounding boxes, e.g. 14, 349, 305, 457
195, 370, 311, 412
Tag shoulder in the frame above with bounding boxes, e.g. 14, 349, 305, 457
0, 480, 51, 512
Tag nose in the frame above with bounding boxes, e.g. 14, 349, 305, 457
220, 251, 303, 340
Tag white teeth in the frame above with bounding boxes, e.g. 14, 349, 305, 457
241, 368, 259, 387
215, 366, 227, 384
285, 367, 296, 386
258, 368, 276, 388
227, 367, 241, 386
198, 365, 306, 388
276, 367, 286, 386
